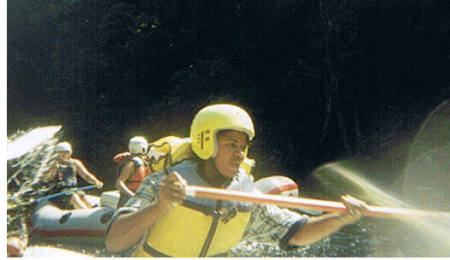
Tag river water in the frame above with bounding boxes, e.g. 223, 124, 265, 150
12, 102, 450, 258
28, 216, 447, 257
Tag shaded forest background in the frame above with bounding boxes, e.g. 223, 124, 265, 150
7, 0, 450, 191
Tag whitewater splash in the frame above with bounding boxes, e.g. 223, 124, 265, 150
7, 125, 63, 256
7, 125, 62, 161
23, 246, 94, 258
312, 99, 450, 256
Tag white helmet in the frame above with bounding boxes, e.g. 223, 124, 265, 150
129, 136, 148, 155
55, 142, 72, 154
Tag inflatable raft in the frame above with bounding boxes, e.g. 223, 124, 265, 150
29, 176, 306, 245
29, 191, 120, 245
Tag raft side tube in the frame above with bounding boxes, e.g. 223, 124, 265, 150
30, 201, 115, 245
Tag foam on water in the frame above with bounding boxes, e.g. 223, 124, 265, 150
23, 246, 94, 258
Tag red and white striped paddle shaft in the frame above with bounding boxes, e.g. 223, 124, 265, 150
185, 185, 450, 219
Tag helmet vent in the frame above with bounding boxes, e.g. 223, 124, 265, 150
200, 132, 204, 149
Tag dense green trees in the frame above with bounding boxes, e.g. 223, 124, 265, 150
8, 0, 450, 187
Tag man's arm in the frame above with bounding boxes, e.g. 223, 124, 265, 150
115, 161, 136, 197
105, 171, 187, 252
73, 159, 103, 188
289, 194, 366, 246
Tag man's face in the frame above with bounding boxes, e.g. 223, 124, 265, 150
214, 130, 249, 178
57, 151, 71, 161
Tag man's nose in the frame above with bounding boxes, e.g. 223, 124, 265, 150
234, 149, 245, 160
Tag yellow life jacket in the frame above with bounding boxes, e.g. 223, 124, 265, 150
131, 160, 255, 257
131, 203, 251, 257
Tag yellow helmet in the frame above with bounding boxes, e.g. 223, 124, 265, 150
190, 104, 255, 160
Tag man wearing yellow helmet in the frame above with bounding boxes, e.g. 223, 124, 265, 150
105, 104, 367, 257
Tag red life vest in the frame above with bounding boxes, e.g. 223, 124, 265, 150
115, 154, 152, 192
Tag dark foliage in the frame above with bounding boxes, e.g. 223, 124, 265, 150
8, 0, 450, 189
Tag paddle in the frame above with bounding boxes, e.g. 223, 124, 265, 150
185, 185, 450, 219
8, 185, 97, 209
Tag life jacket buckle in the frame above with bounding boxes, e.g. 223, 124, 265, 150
212, 210, 224, 218
221, 205, 238, 223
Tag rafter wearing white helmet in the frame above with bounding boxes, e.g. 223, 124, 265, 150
129, 136, 148, 155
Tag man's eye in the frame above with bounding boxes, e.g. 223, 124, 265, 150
227, 142, 237, 148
